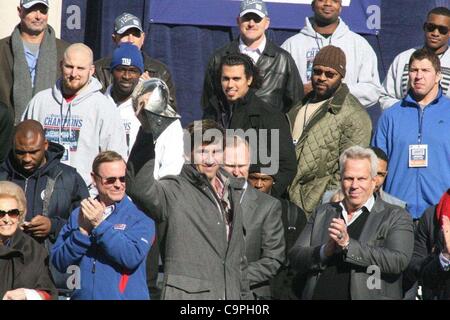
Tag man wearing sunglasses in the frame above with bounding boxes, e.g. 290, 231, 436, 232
0, 0, 69, 125
52, 151, 155, 300
287, 45, 372, 218
380, 7, 450, 109
202, 0, 303, 114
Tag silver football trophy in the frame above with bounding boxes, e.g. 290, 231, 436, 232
131, 78, 180, 140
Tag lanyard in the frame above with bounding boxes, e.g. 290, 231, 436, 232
59, 101, 72, 145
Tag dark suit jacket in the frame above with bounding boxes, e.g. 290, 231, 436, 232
204, 90, 297, 198
289, 198, 414, 300
241, 185, 285, 298
126, 130, 252, 300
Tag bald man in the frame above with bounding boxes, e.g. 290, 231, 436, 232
22, 43, 127, 191
223, 136, 285, 299
0, 119, 89, 243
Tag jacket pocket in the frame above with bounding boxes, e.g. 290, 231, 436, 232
163, 274, 212, 299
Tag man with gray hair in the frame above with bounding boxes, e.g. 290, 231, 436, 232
289, 145, 414, 300
0, 0, 69, 124
22, 43, 127, 191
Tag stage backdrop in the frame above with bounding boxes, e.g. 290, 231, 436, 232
60, 0, 444, 127
149, 0, 380, 34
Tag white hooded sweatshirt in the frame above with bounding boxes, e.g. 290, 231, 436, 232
379, 47, 450, 109
282, 17, 381, 108
23, 77, 128, 187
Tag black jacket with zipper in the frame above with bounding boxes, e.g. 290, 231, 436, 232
204, 89, 297, 198
0, 142, 89, 243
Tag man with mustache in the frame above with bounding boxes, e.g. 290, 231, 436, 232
287, 45, 372, 218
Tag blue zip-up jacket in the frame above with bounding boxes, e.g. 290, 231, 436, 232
51, 196, 155, 300
373, 89, 450, 219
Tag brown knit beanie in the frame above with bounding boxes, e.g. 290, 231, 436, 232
313, 45, 346, 78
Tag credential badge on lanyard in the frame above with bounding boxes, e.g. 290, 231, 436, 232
409, 144, 428, 168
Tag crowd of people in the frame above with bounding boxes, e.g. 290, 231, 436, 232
0, 0, 450, 300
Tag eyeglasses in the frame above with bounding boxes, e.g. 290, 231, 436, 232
423, 22, 449, 35
0, 209, 20, 219
94, 173, 126, 185
313, 68, 339, 79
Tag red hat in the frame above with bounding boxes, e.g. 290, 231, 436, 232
436, 189, 450, 226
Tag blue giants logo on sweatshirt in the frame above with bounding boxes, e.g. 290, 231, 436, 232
43, 114, 83, 152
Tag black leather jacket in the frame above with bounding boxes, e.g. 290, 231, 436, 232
94, 51, 177, 110
202, 38, 303, 114
204, 89, 297, 198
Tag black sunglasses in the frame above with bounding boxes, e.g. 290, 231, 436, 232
0, 209, 20, 219
95, 173, 126, 185
423, 22, 449, 35
313, 68, 339, 79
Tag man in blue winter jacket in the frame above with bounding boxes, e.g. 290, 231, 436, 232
373, 48, 450, 220
51, 151, 155, 300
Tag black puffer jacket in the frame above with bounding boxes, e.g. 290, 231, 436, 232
204, 89, 297, 198
0, 229, 57, 299
202, 39, 303, 114
0, 142, 89, 243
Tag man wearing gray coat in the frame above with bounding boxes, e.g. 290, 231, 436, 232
126, 79, 251, 300
289, 146, 414, 300
223, 136, 285, 299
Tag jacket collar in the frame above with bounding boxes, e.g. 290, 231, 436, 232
357, 198, 389, 243
180, 164, 245, 191
287, 83, 349, 130
228, 38, 277, 58
0, 229, 27, 263
402, 87, 444, 109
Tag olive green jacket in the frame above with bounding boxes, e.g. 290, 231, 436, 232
287, 84, 372, 217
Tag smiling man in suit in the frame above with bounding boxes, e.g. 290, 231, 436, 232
223, 135, 285, 299
289, 146, 414, 300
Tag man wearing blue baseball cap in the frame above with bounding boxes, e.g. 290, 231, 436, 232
94, 12, 177, 110
0, 0, 69, 124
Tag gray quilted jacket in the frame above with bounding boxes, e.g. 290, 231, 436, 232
287, 84, 372, 217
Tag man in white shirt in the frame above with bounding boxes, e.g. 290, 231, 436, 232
202, 0, 303, 113
379, 7, 450, 109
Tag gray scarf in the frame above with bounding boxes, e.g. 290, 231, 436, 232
11, 25, 58, 124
